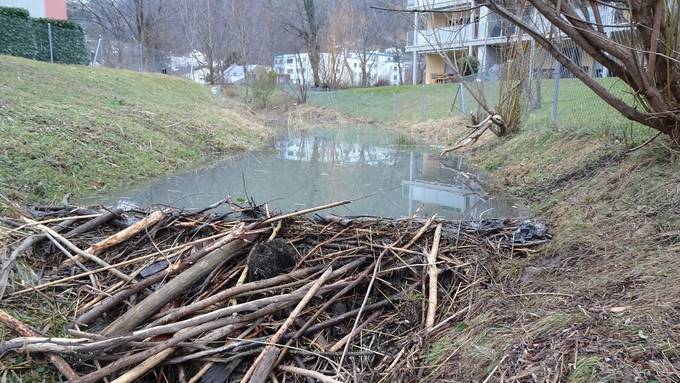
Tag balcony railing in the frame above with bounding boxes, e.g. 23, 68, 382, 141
406, 0, 470, 9
410, 23, 479, 49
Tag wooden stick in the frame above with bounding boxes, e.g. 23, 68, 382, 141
260, 200, 350, 225
63, 208, 123, 238
102, 231, 254, 336
241, 267, 334, 383
0, 309, 79, 380
151, 264, 324, 326
278, 365, 343, 383
328, 311, 381, 352
109, 348, 175, 383
63, 210, 165, 266
426, 223, 443, 332
31, 221, 132, 283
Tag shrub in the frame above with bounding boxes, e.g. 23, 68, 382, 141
456, 56, 479, 76
250, 67, 277, 108
0, 7, 29, 18
0, 7, 88, 65
0, 13, 37, 59
33, 22, 89, 64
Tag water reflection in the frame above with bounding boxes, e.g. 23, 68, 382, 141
102, 131, 522, 219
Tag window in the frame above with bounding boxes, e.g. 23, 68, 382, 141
393, 75, 397, 80
354, 63, 357, 68
287, 69, 293, 74
393, 66, 397, 72
286, 58, 293, 64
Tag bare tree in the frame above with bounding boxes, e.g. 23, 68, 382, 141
175, 0, 231, 84
281, 0, 324, 88
374, 0, 411, 85
481, 0, 680, 143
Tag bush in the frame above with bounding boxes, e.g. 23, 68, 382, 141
33, 18, 83, 31
33, 22, 89, 64
0, 7, 29, 18
0, 7, 88, 65
457, 56, 479, 76
250, 67, 277, 108
0, 14, 37, 59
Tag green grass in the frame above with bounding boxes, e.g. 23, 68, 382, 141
308, 78, 652, 142
0, 55, 269, 203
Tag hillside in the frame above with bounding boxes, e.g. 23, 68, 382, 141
0, 56, 269, 203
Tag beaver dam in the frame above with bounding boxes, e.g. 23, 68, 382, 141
0, 199, 547, 382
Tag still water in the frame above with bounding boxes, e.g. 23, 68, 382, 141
97, 127, 522, 219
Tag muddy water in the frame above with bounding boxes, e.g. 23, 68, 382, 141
97, 127, 523, 219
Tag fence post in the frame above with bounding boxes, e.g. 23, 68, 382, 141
92, 36, 102, 66
459, 82, 466, 116
420, 85, 426, 119
392, 92, 397, 118
47, 23, 54, 64
551, 62, 561, 126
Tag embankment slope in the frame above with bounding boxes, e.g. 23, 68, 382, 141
0, 56, 268, 203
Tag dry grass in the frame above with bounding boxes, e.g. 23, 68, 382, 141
393, 116, 467, 146
283, 103, 370, 133
423, 126, 680, 381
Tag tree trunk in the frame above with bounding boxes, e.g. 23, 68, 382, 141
303, 0, 322, 88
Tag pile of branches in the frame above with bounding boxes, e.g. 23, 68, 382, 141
0, 199, 547, 382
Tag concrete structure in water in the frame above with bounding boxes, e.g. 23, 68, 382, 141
405, 0, 626, 84
0, 0, 68, 20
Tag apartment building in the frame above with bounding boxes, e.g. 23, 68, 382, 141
274, 51, 406, 87
405, 0, 623, 84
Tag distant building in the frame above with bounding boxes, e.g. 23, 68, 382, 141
223, 64, 272, 85
0, 0, 68, 20
274, 51, 406, 88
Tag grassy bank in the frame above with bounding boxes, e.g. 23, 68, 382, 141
311, 81, 679, 380
308, 78, 651, 143
0, 56, 269, 203
416, 124, 678, 380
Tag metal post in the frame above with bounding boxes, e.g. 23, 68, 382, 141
47, 23, 54, 64
420, 85, 426, 119
412, 12, 418, 85
392, 92, 397, 117
92, 36, 102, 66
459, 82, 466, 116
551, 62, 561, 126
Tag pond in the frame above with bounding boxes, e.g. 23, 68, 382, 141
94, 126, 523, 220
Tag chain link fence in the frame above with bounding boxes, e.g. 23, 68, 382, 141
88, 38, 198, 79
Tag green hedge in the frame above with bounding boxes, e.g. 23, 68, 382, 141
0, 7, 29, 18
0, 7, 88, 65
0, 14, 37, 59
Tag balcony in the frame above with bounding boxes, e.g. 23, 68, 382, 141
406, 0, 471, 9
408, 24, 479, 50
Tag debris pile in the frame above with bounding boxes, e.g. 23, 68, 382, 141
0, 200, 547, 382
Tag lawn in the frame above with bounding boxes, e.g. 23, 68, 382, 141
0, 56, 269, 203
308, 77, 652, 142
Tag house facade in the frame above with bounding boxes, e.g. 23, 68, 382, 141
0, 0, 67, 19
405, 0, 623, 84
274, 51, 406, 87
